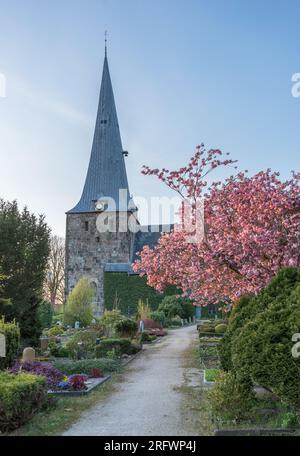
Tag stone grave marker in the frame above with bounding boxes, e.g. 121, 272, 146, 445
0, 333, 6, 358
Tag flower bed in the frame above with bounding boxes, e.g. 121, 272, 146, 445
9, 361, 64, 389
48, 375, 111, 397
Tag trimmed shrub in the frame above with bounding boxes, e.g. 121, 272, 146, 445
95, 338, 138, 358
209, 371, 255, 423
0, 372, 47, 432
150, 311, 167, 328
220, 268, 300, 408
66, 331, 97, 360
232, 279, 300, 407
215, 323, 227, 335
115, 319, 138, 339
0, 318, 20, 370
9, 361, 63, 389
52, 358, 120, 376
218, 295, 255, 371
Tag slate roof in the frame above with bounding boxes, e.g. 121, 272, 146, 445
104, 263, 134, 274
67, 52, 130, 213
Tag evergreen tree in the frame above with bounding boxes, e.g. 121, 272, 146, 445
0, 199, 50, 344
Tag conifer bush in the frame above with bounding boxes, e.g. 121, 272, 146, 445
0, 372, 47, 432
115, 319, 138, 339
0, 318, 20, 370
219, 268, 300, 408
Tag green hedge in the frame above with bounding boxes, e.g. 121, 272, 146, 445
52, 358, 120, 376
104, 273, 177, 316
0, 318, 20, 370
0, 372, 47, 432
219, 267, 300, 408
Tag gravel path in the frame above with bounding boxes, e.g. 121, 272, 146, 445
64, 325, 198, 436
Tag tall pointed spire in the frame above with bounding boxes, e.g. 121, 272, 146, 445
68, 46, 130, 213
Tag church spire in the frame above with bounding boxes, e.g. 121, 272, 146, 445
68, 46, 130, 213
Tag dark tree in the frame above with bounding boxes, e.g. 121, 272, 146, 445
0, 200, 50, 344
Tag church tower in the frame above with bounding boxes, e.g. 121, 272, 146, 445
65, 46, 136, 315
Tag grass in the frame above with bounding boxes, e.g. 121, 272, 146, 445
204, 368, 219, 383
178, 337, 214, 436
6, 373, 124, 436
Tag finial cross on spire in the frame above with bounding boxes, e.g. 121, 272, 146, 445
105, 30, 108, 57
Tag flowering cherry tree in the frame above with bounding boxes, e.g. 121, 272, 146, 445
133, 144, 300, 305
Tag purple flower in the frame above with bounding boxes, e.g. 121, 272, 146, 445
9, 361, 64, 389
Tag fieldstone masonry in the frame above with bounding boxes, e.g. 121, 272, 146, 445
66, 212, 134, 315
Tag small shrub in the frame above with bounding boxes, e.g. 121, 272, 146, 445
209, 371, 255, 423
100, 309, 124, 336
9, 360, 63, 389
0, 372, 47, 432
215, 323, 227, 335
47, 325, 65, 337
115, 319, 138, 339
138, 332, 151, 343
280, 411, 300, 428
95, 338, 134, 358
66, 331, 97, 360
52, 358, 120, 376
150, 311, 167, 327
169, 316, 183, 327
0, 317, 20, 370
48, 342, 69, 358
205, 368, 220, 382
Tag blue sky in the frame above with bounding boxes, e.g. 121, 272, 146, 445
0, 0, 299, 235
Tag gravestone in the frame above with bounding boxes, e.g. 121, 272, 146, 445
75, 321, 80, 330
0, 333, 5, 358
40, 337, 49, 351
22, 347, 35, 363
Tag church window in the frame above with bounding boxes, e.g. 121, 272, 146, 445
85, 221, 89, 231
